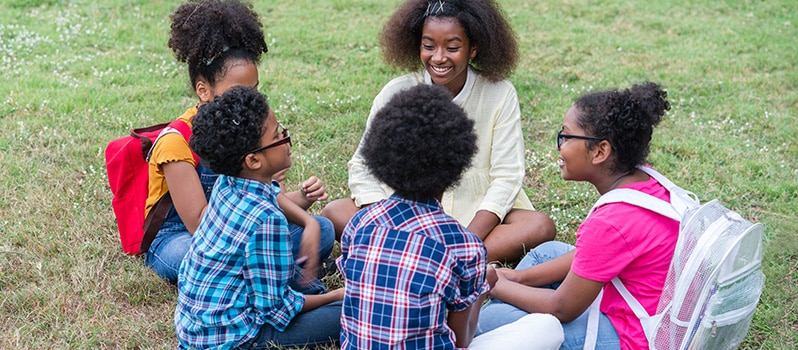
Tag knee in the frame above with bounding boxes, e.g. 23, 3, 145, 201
529, 211, 556, 242
321, 198, 358, 238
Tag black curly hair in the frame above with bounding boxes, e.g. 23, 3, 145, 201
190, 86, 270, 176
379, 0, 518, 82
361, 84, 477, 201
574, 82, 671, 173
168, 0, 268, 88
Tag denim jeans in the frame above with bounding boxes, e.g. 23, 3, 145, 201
145, 216, 336, 285
239, 301, 343, 349
476, 241, 621, 349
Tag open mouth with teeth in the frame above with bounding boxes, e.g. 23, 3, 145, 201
430, 65, 453, 74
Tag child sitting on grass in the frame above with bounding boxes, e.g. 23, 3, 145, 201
337, 84, 487, 348
175, 86, 343, 349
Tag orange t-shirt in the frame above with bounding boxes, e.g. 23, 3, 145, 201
144, 107, 197, 217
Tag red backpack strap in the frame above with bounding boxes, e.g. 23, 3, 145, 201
166, 119, 200, 167
139, 120, 200, 254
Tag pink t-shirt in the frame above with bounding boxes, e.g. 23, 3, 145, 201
571, 176, 679, 349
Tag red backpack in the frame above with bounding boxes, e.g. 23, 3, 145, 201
105, 120, 198, 255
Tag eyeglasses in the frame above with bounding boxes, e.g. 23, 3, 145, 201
243, 123, 292, 158
557, 130, 602, 150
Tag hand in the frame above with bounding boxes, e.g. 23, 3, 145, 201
291, 255, 320, 289
301, 176, 329, 202
486, 263, 499, 290
489, 267, 510, 298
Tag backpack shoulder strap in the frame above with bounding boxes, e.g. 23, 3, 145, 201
638, 165, 699, 214
590, 165, 698, 221
592, 189, 681, 221
145, 119, 199, 166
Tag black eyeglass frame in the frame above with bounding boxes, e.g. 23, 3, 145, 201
557, 130, 603, 150
242, 123, 292, 159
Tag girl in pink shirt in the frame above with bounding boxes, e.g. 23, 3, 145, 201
476, 82, 676, 349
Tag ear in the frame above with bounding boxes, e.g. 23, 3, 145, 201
195, 80, 213, 104
590, 140, 613, 165
242, 153, 262, 172
469, 45, 477, 59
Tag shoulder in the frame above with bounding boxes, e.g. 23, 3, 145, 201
424, 212, 485, 255
472, 73, 517, 97
178, 106, 198, 127
373, 72, 425, 102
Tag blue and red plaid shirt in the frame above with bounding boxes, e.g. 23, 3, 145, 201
337, 194, 488, 349
175, 176, 304, 349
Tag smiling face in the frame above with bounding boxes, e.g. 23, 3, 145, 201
420, 17, 477, 96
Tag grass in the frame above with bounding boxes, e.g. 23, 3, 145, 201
0, 0, 795, 348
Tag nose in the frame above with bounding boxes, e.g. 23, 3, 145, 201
431, 48, 445, 62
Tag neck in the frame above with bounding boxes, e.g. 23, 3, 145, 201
598, 169, 636, 195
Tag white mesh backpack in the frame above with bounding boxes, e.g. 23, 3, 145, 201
584, 166, 765, 350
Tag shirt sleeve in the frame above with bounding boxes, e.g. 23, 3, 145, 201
245, 213, 304, 331
477, 84, 526, 221
446, 236, 489, 312
149, 132, 196, 172
571, 208, 635, 282
348, 84, 398, 206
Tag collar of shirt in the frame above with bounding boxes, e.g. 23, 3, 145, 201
219, 175, 281, 204
386, 193, 442, 211
423, 65, 476, 106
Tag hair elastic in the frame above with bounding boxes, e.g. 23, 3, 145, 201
205, 46, 231, 66
423, 0, 445, 18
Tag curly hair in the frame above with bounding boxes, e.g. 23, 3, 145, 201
190, 86, 270, 176
361, 84, 477, 201
574, 82, 671, 173
379, 0, 518, 82
168, 0, 268, 88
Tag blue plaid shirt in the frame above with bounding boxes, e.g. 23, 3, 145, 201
337, 195, 488, 349
175, 175, 304, 349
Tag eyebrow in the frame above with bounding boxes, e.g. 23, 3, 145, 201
421, 35, 464, 43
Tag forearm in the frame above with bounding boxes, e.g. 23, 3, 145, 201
490, 281, 564, 318
492, 268, 602, 323
467, 210, 500, 240
285, 190, 314, 210
513, 250, 574, 287
447, 293, 487, 348
301, 288, 344, 312
278, 193, 320, 269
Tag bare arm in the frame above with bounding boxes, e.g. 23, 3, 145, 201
162, 161, 207, 233
502, 250, 575, 287
277, 191, 320, 278
301, 287, 344, 312
448, 293, 488, 348
467, 210, 500, 240
490, 267, 603, 323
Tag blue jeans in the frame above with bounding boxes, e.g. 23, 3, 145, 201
239, 300, 343, 349
145, 216, 336, 284
476, 241, 621, 349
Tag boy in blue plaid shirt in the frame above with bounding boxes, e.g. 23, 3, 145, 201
176, 86, 343, 349
337, 84, 488, 349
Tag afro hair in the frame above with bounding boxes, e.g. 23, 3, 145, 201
574, 81, 671, 173
190, 86, 270, 176
168, 0, 268, 87
380, 0, 518, 82
361, 84, 477, 201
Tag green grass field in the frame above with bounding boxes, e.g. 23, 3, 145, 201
0, 0, 795, 348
